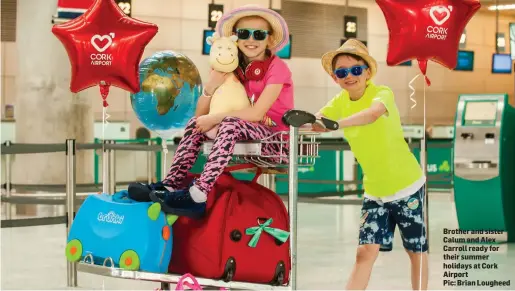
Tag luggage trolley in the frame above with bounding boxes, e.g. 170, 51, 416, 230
75, 110, 338, 290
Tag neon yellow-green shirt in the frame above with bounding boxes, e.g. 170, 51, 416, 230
320, 82, 423, 198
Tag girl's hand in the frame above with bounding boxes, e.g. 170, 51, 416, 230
204, 70, 228, 95
195, 115, 220, 133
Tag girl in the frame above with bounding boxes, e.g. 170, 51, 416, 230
313, 39, 428, 290
129, 5, 294, 219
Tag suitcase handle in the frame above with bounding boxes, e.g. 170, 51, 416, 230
257, 217, 269, 224
112, 190, 135, 204
224, 164, 262, 183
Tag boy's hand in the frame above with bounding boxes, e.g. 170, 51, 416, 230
311, 120, 330, 132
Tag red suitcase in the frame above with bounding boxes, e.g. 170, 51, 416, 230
168, 166, 291, 285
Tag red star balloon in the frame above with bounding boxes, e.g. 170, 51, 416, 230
376, 0, 480, 84
52, 0, 158, 105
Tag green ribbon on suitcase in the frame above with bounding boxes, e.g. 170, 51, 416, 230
245, 218, 290, 248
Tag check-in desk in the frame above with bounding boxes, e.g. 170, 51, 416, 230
453, 94, 515, 242
426, 126, 454, 191
395, 125, 454, 190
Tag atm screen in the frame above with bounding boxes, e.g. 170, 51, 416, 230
464, 101, 497, 124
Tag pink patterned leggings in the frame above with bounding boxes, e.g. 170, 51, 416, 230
163, 116, 288, 195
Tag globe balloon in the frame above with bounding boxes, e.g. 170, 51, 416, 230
130, 51, 202, 137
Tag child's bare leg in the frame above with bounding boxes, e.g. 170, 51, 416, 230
406, 250, 428, 290
346, 244, 380, 290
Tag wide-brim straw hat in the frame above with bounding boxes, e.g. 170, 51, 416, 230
215, 4, 290, 52
321, 39, 377, 79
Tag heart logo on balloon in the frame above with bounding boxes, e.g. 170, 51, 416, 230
91, 33, 115, 52
429, 6, 452, 26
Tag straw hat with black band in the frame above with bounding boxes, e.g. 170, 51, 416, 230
321, 39, 377, 80
215, 4, 290, 52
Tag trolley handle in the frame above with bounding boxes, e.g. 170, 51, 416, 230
282, 109, 339, 130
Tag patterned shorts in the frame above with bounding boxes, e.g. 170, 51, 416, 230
359, 185, 428, 253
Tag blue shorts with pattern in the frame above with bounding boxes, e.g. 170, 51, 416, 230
359, 185, 428, 253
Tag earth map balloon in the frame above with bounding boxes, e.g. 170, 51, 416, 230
131, 51, 202, 137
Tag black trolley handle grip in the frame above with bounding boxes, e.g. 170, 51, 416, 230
282, 109, 339, 130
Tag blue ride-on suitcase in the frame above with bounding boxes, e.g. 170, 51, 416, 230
65, 190, 177, 273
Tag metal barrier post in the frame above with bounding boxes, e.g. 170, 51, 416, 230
268, 174, 276, 193
257, 174, 268, 188
161, 142, 168, 179
5, 140, 12, 219
66, 139, 77, 287
335, 151, 340, 193
102, 140, 110, 194
288, 126, 298, 291
109, 140, 116, 194
147, 140, 153, 184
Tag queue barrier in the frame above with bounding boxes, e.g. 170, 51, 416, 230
1, 140, 173, 223
1, 137, 454, 232
0, 135, 456, 288
190, 138, 454, 197
2, 137, 455, 214
1, 138, 365, 231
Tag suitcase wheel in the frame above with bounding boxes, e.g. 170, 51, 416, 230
271, 261, 285, 286
65, 239, 83, 262
222, 257, 236, 282
119, 250, 140, 271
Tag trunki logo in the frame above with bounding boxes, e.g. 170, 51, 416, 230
426, 5, 452, 41
90, 33, 114, 66
97, 211, 124, 224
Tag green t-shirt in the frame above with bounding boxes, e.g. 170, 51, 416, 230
320, 82, 423, 198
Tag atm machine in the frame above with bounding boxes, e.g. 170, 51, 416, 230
453, 94, 515, 242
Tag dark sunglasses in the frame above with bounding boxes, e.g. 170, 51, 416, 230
236, 29, 269, 41
334, 65, 368, 79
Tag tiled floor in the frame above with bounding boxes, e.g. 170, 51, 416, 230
2, 193, 514, 290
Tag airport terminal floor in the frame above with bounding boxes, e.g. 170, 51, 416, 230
2, 192, 513, 290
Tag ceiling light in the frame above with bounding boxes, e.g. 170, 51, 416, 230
488, 4, 515, 10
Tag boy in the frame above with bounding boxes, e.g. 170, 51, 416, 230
313, 39, 428, 290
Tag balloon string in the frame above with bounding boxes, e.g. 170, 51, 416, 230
102, 106, 109, 194
422, 76, 427, 177
100, 83, 110, 194
408, 72, 426, 289
418, 77, 428, 291
409, 74, 420, 110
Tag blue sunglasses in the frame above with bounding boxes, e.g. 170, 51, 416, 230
236, 28, 269, 41
334, 65, 368, 79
